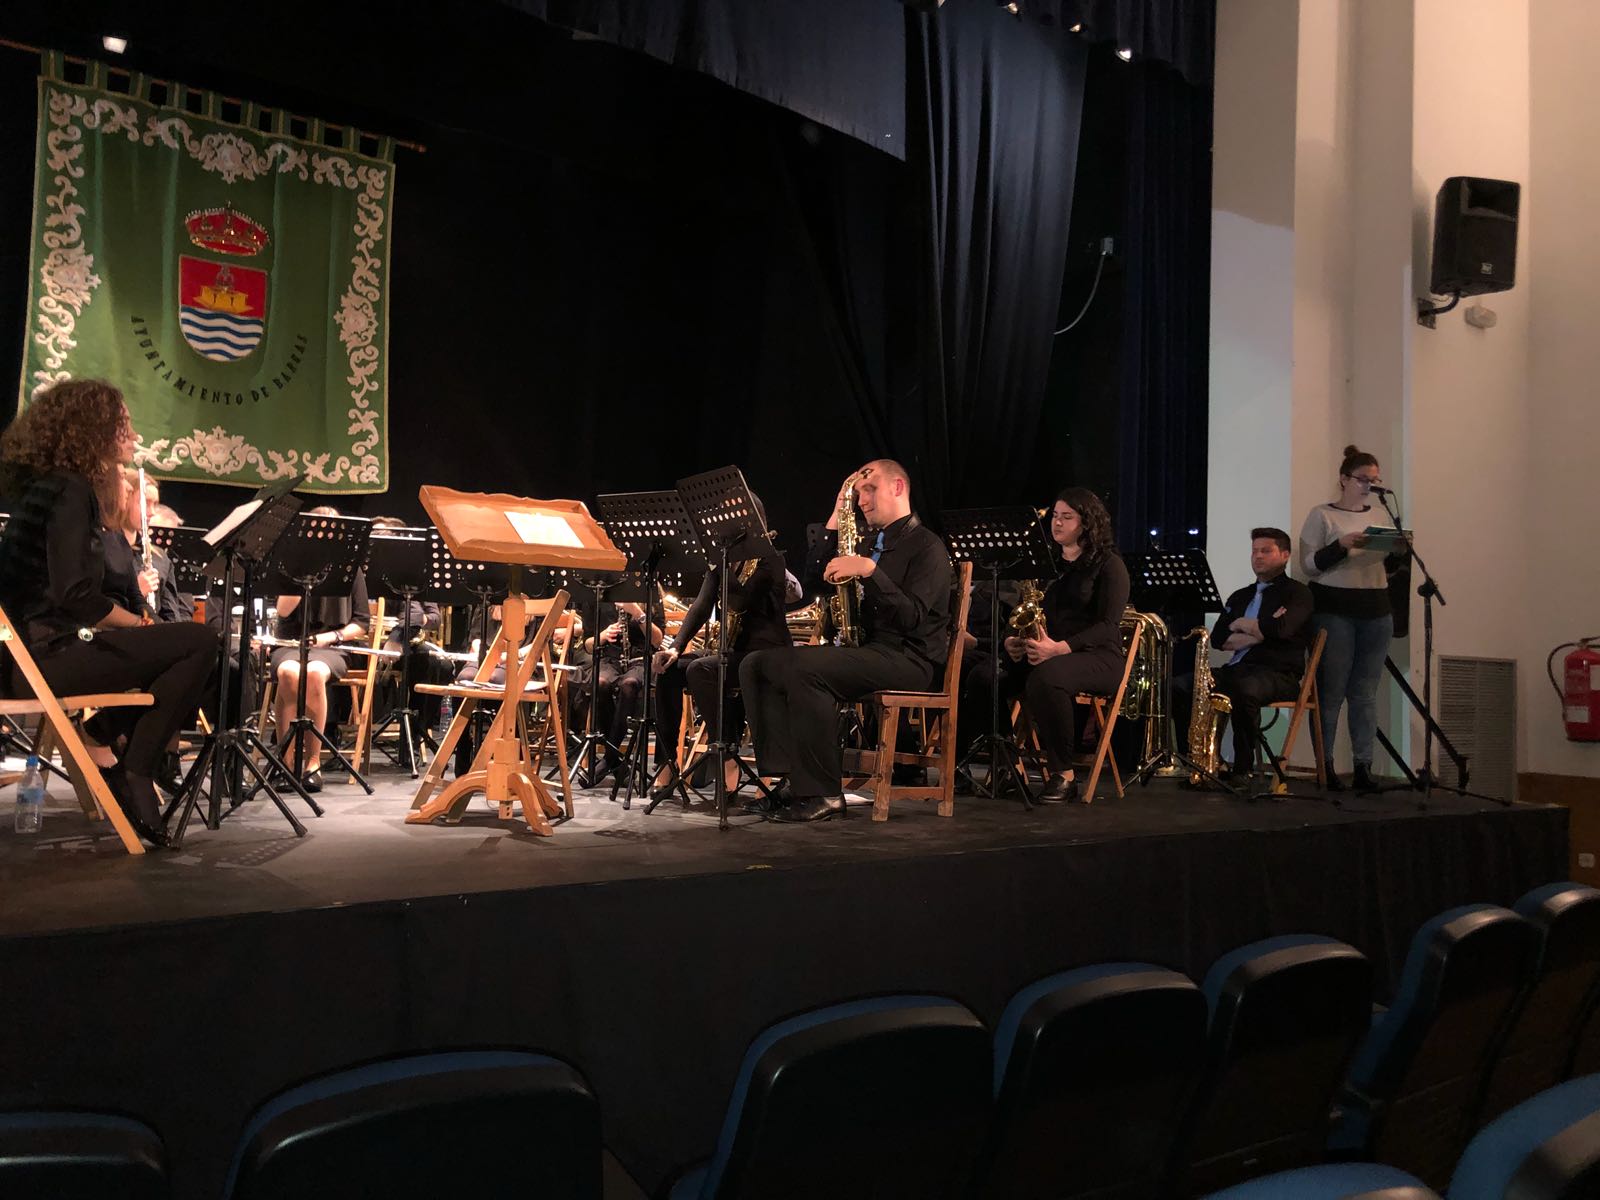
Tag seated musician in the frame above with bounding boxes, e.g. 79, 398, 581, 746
141, 494, 196, 622
578, 600, 659, 785
106, 467, 190, 623
0, 379, 217, 847
270, 506, 370, 791
1002, 488, 1130, 803
650, 492, 791, 799
740, 459, 951, 823
1172, 527, 1313, 780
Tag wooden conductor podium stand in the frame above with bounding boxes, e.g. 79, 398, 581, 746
407, 487, 625, 835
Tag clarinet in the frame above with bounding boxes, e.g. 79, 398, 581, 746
617, 604, 632, 666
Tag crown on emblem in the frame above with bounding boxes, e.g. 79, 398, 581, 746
184, 205, 270, 257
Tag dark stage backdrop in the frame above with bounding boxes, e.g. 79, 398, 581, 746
0, 0, 1212, 568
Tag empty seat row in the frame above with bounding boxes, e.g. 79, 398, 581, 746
4, 883, 1597, 1199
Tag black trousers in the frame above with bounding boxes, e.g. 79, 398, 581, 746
740, 643, 937, 798
1010, 648, 1125, 774
22, 622, 218, 778
956, 649, 1024, 758
1171, 664, 1302, 771
654, 651, 748, 768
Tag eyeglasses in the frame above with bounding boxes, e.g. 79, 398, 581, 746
1347, 473, 1382, 485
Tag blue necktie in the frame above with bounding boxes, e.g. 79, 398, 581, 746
871, 531, 885, 563
1227, 583, 1268, 666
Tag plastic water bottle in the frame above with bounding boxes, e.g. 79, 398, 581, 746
14, 756, 45, 834
439, 693, 454, 730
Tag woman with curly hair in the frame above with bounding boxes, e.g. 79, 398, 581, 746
1002, 487, 1130, 802
0, 379, 217, 847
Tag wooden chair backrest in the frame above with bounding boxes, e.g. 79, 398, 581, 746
938, 561, 975, 700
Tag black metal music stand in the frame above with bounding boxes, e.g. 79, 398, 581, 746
254, 513, 376, 794
366, 528, 435, 777
146, 525, 216, 598
596, 491, 704, 810
669, 466, 775, 829
1122, 550, 1235, 793
943, 507, 1060, 808
564, 570, 634, 789
165, 479, 310, 846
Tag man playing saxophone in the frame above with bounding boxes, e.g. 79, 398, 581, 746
740, 459, 951, 822
1172, 527, 1313, 781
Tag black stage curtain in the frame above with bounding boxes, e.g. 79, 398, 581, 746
501, 0, 907, 155
1115, 58, 1213, 549
902, 2, 1088, 519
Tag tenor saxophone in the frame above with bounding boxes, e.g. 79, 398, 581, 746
714, 556, 763, 653
1186, 627, 1233, 784
825, 474, 865, 647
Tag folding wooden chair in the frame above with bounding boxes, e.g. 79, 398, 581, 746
339, 597, 386, 782
0, 601, 154, 855
844, 562, 973, 822
1069, 618, 1142, 803
1262, 627, 1329, 789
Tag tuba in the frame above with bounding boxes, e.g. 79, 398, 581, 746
1186, 627, 1232, 784
823, 472, 865, 647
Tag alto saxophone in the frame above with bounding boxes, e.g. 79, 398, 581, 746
825, 473, 865, 647
713, 556, 763, 653
1186, 627, 1232, 784
1008, 579, 1047, 641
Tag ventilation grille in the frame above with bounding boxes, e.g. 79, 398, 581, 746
1437, 656, 1517, 801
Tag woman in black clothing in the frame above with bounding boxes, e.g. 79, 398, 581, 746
0, 379, 217, 846
1003, 487, 1130, 803
271, 506, 371, 790
650, 504, 792, 798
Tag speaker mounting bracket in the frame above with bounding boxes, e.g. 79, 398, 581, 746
1416, 292, 1461, 329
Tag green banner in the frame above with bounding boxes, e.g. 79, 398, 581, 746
20, 57, 394, 493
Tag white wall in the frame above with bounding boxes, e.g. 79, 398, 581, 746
1526, 0, 1600, 776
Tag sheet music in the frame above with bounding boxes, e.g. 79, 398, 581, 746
505, 510, 582, 549
202, 499, 263, 548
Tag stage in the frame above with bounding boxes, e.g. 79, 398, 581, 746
0, 768, 1569, 1198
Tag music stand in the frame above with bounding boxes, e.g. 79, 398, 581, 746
254, 512, 377, 794
595, 491, 704, 811
165, 478, 309, 846
408, 487, 624, 835
1122, 550, 1235, 793
366, 528, 436, 777
942, 507, 1060, 807
670, 466, 773, 829
146, 525, 217, 596
563, 569, 636, 788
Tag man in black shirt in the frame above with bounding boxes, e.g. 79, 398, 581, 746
740, 459, 952, 822
1173, 526, 1313, 778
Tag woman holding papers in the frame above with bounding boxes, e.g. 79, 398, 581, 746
1299, 445, 1410, 792
0, 379, 217, 846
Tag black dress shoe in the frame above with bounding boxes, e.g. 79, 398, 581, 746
1036, 775, 1080, 804
155, 750, 185, 798
777, 795, 844, 823
301, 769, 323, 794
1323, 762, 1345, 791
103, 766, 172, 848
1351, 763, 1377, 793
650, 767, 678, 800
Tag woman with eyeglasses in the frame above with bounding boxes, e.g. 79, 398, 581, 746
1299, 444, 1405, 791
1002, 487, 1129, 803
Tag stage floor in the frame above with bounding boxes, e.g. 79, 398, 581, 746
0, 762, 1570, 1198
0, 763, 1555, 939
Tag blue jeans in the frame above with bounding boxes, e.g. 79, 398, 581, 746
1313, 611, 1392, 768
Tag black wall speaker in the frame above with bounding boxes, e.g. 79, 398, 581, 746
1429, 176, 1520, 297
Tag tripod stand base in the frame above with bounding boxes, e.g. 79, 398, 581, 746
955, 733, 1036, 807
407, 768, 562, 834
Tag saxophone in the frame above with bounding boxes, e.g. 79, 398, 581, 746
713, 556, 763, 653
824, 473, 865, 647
1186, 626, 1232, 784
1008, 579, 1048, 641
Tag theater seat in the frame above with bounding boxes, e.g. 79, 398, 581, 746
224, 1050, 601, 1199
1331, 904, 1539, 1189
666, 995, 990, 1200
974, 963, 1207, 1199
1172, 935, 1374, 1194
1201, 1162, 1439, 1199
1474, 884, 1600, 1128
0, 1111, 166, 1200
1450, 1074, 1600, 1200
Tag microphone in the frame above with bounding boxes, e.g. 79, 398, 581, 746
1368, 484, 1394, 496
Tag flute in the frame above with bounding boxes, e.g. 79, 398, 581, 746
137, 467, 157, 613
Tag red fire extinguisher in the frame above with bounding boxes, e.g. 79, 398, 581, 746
1550, 637, 1600, 742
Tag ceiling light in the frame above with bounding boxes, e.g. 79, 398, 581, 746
1116, 47, 1134, 61
1005, 1, 1020, 12
102, 35, 128, 54
1070, 23, 1083, 33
